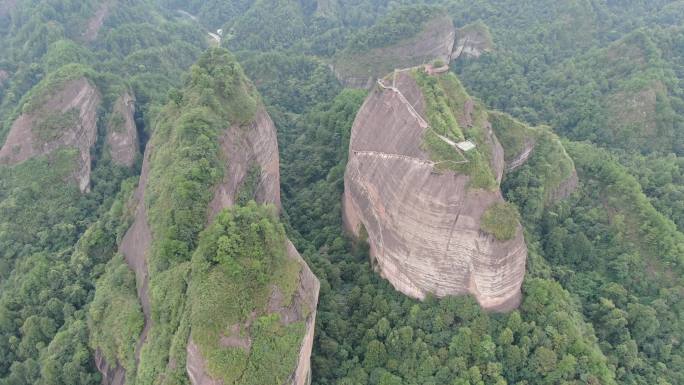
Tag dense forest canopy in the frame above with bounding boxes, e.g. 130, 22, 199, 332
0, 1, 682, 385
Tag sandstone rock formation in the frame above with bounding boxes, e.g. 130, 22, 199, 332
106, 92, 139, 167
189, 102, 319, 385
343, 70, 527, 311
208, 105, 281, 219
83, 1, 110, 42
453, 22, 494, 60
106, 98, 319, 384
0, 77, 101, 192
94, 348, 125, 385
333, 15, 456, 88
186, 239, 320, 385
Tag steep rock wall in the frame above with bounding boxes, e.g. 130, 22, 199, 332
83, 1, 110, 41
208, 105, 281, 219
95, 348, 126, 385
333, 16, 455, 89
0, 77, 100, 192
343, 72, 526, 311
106, 92, 139, 167
189, 103, 319, 385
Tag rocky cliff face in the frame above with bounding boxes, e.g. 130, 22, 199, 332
106, 92, 139, 167
83, 1, 110, 42
343, 70, 526, 311
106, 100, 318, 384
453, 23, 494, 60
333, 16, 456, 88
208, 105, 281, 219
188, 102, 319, 385
0, 77, 101, 192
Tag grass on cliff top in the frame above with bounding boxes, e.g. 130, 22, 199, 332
414, 70, 497, 190
334, 7, 450, 82
189, 202, 304, 385
488, 111, 534, 163
480, 202, 520, 241
88, 254, 144, 376
133, 48, 264, 383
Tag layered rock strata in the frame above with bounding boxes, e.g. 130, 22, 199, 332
0, 77, 101, 192
343, 71, 526, 311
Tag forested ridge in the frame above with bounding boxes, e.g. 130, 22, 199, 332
0, 1, 682, 385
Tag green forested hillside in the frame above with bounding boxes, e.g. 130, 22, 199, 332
0, 1, 683, 385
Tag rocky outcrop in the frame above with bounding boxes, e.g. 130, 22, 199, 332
186, 239, 320, 385
95, 349, 126, 385
83, 1, 110, 42
188, 103, 319, 385
548, 168, 579, 202
0, 77, 101, 192
281, 240, 320, 385
333, 16, 456, 88
208, 105, 281, 219
452, 23, 494, 60
505, 138, 535, 172
106, 92, 139, 167
343, 71, 526, 311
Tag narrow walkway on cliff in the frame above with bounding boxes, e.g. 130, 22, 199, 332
375, 70, 472, 165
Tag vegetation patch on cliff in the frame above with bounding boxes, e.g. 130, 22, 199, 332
333, 6, 452, 85
88, 254, 144, 376
189, 203, 304, 385
414, 70, 497, 190
481, 202, 520, 241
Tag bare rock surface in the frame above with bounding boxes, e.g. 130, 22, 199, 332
548, 168, 579, 202
118, 141, 154, 371
343, 72, 526, 311
505, 138, 535, 172
106, 92, 139, 167
188, 104, 319, 385
95, 348, 126, 385
0, 77, 101, 192
334, 16, 455, 88
281, 240, 320, 385
83, 1, 110, 41
453, 24, 494, 60
208, 105, 281, 220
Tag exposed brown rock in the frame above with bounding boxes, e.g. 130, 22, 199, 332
95, 348, 125, 385
106, 92, 139, 167
118, 141, 154, 374
0, 77, 101, 192
333, 16, 456, 88
343, 71, 526, 311
548, 168, 579, 203
83, 1, 110, 42
485, 121, 505, 184
452, 24, 494, 60
286, 240, 320, 385
505, 138, 535, 172
186, 339, 221, 385
208, 104, 281, 219
188, 104, 319, 385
